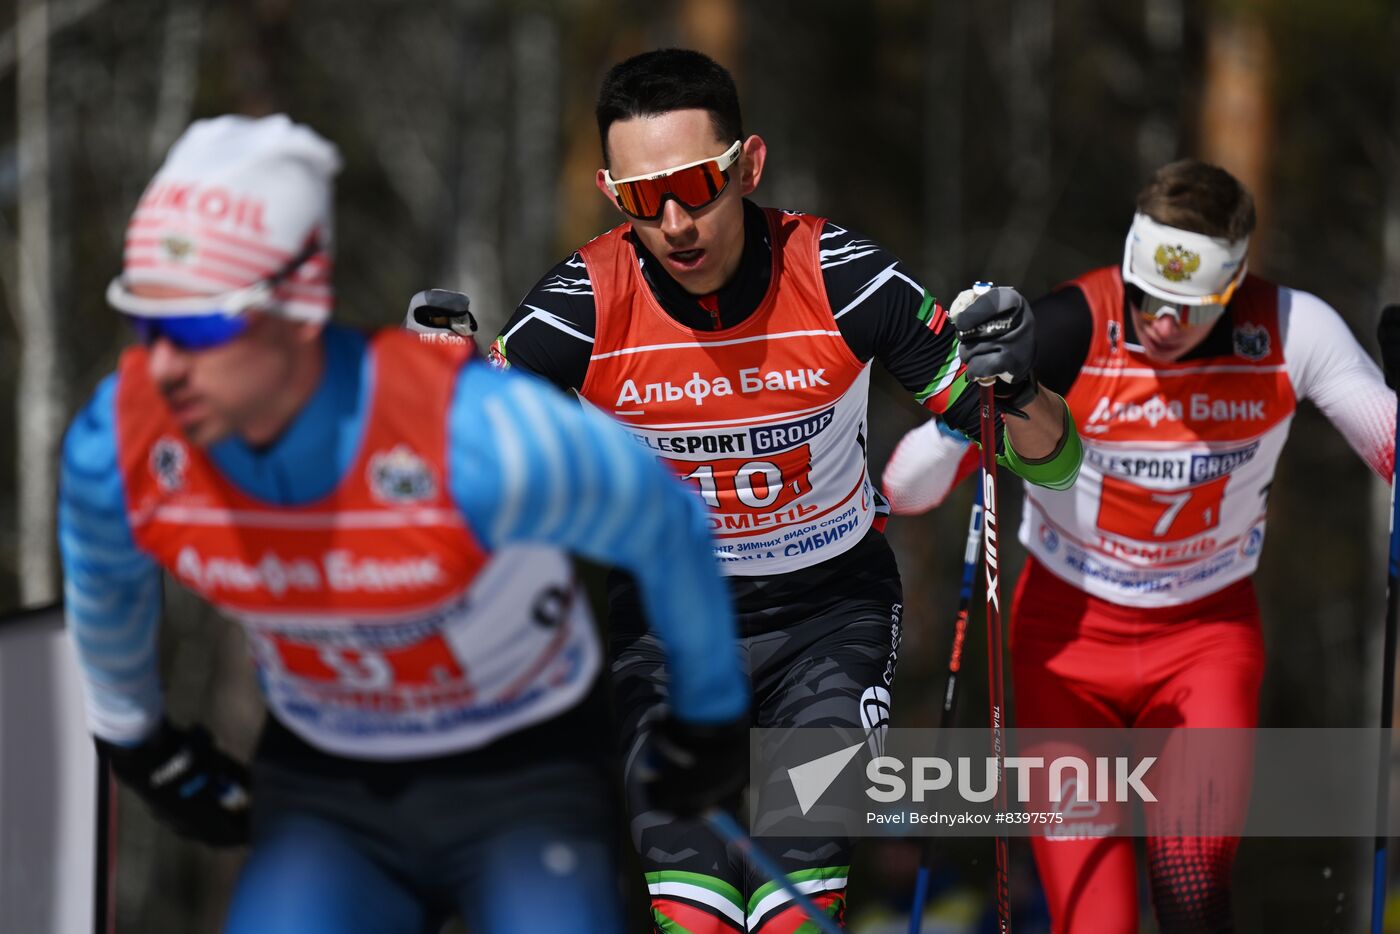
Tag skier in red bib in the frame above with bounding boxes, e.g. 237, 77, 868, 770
883, 160, 1397, 932
490, 48, 1083, 932
59, 114, 748, 933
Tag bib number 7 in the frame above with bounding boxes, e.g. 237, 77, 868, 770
1096, 474, 1230, 542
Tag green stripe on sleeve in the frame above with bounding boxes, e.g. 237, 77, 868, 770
915, 292, 938, 324
914, 343, 965, 406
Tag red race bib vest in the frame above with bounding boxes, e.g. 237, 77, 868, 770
115, 330, 598, 758
580, 209, 877, 575
1021, 267, 1296, 606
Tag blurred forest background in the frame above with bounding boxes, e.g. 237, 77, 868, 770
1, 0, 1398, 930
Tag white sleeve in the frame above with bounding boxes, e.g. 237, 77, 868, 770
881, 418, 975, 515
1280, 287, 1396, 481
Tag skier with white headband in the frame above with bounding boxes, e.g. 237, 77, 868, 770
59, 113, 748, 932
882, 159, 1396, 932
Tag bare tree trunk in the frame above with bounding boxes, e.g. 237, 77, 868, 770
448, 5, 507, 330
503, 7, 560, 328
16, 0, 62, 607
225, 0, 288, 116
746, 5, 816, 211
556, 103, 612, 258
1199, 8, 1275, 248
986, 0, 1055, 283
922, 1, 966, 289
0, 0, 108, 80
148, 0, 205, 166
678, 0, 739, 75
1139, 0, 1184, 177
547, 0, 651, 260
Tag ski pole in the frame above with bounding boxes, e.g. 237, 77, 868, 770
1370, 303, 1400, 934
704, 809, 844, 934
909, 485, 985, 934
978, 370, 1013, 934
963, 280, 1013, 933
94, 746, 117, 934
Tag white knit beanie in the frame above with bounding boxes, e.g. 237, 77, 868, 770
114, 114, 342, 321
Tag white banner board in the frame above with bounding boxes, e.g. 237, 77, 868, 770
0, 604, 99, 934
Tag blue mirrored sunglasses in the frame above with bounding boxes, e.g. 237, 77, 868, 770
125, 312, 250, 350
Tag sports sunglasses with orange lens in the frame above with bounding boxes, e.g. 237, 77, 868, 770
603, 140, 742, 221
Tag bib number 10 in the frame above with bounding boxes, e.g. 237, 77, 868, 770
665, 444, 813, 515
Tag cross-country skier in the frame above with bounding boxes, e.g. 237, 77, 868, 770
487, 48, 1083, 932
882, 159, 1397, 932
59, 113, 747, 934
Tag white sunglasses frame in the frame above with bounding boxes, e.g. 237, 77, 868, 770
602, 139, 743, 196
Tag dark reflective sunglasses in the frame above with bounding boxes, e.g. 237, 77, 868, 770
602, 141, 742, 221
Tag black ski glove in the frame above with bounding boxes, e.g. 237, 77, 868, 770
98, 720, 251, 847
951, 286, 1040, 418
641, 714, 749, 819
1378, 304, 1400, 390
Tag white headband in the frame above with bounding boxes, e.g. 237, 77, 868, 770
1121, 212, 1248, 306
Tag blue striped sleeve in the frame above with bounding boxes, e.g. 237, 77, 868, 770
57, 375, 164, 746
446, 364, 747, 723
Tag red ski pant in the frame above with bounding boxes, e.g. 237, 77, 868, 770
1011, 559, 1265, 934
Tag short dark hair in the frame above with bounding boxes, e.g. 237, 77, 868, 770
595, 48, 743, 165
1136, 159, 1256, 241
